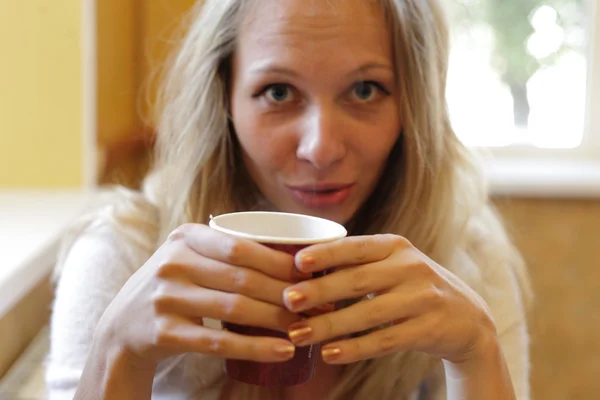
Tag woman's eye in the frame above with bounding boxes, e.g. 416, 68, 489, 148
351, 81, 388, 102
263, 84, 294, 103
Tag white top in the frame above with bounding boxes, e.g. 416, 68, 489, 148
45, 223, 530, 400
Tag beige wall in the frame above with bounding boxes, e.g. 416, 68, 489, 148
495, 198, 600, 400
0, 1, 83, 187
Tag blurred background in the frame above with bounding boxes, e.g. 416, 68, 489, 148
0, 0, 599, 399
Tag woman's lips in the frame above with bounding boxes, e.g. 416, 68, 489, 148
287, 184, 355, 208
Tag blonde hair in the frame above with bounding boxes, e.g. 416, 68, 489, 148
58, 0, 531, 398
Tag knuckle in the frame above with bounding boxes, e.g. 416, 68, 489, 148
405, 257, 429, 276
389, 234, 411, 247
377, 331, 398, 354
351, 237, 369, 261
167, 224, 192, 242
151, 284, 180, 313
155, 259, 187, 279
365, 302, 388, 327
200, 334, 229, 356
351, 269, 371, 294
154, 318, 178, 347
218, 295, 246, 323
420, 284, 445, 307
227, 268, 254, 294
222, 237, 246, 264
381, 234, 411, 249
246, 339, 262, 360
321, 313, 336, 339
155, 243, 189, 278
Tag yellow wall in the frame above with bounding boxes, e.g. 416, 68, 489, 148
97, 0, 140, 147
140, 0, 196, 124
96, 0, 196, 144
0, 0, 83, 187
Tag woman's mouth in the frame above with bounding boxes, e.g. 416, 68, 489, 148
287, 183, 355, 208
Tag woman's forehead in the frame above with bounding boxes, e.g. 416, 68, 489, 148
236, 0, 392, 65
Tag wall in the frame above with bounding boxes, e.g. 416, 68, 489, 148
96, 0, 140, 148
96, 0, 195, 186
96, 0, 195, 145
0, 1, 83, 188
494, 198, 600, 400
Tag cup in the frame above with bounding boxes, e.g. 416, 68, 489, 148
209, 211, 347, 386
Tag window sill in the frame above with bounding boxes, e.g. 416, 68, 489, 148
487, 158, 600, 198
0, 190, 97, 319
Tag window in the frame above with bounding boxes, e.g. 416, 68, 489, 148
446, 0, 595, 155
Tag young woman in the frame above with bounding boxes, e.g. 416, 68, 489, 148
46, 0, 531, 399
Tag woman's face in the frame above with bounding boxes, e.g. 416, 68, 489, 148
230, 0, 401, 224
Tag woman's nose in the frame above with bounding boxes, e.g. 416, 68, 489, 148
296, 106, 347, 170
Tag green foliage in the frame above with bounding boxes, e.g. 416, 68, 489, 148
449, 0, 586, 85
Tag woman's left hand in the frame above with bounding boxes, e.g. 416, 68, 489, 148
282, 234, 498, 365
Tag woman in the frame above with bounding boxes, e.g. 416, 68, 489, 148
46, 0, 531, 399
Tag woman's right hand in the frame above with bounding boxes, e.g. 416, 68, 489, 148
95, 223, 305, 370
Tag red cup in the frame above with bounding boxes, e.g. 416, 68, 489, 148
209, 212, 347, 386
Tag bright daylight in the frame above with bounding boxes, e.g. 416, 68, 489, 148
447, 0, 587, 148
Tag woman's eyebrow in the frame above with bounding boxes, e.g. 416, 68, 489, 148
249, 65, 300, 77
348, 62, 395, 77
249, 62, 393, 77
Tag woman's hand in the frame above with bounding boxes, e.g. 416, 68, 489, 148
96, 223, 306, 370
281, 234, 498, 366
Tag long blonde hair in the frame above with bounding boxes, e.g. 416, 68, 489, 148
60, 0, 531, 398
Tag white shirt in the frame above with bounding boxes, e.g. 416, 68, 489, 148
45, 223, 530, 400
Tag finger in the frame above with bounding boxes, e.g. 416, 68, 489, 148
295, 234, 410, 273
283, 262, 400, 312
170, 223, 300, 282
153, 285, 301, 333
286, 292, 421, 346
300, 303, 337, 318
158, 318, 297, 363
318, 316, 431, 364
159, 244, 291, 306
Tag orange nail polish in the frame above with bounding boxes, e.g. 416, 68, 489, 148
288, 326, 313, 343
274, 344, 296, 359
321, 347, 342, 361
286, 290, 306, 307
300, 254, 316, 265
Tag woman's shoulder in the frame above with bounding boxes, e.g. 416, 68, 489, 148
52, 220, 155, 317
54, 187, 161, 281
63, 220, 151, 274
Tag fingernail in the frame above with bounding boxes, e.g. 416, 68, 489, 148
273, 344, 296, 359
321, 347, 342, 362
288, 326, 313, 344
300, 254, 316, 266
286, 290, 306, 308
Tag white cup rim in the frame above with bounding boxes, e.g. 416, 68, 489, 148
209, 211, 347, 244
